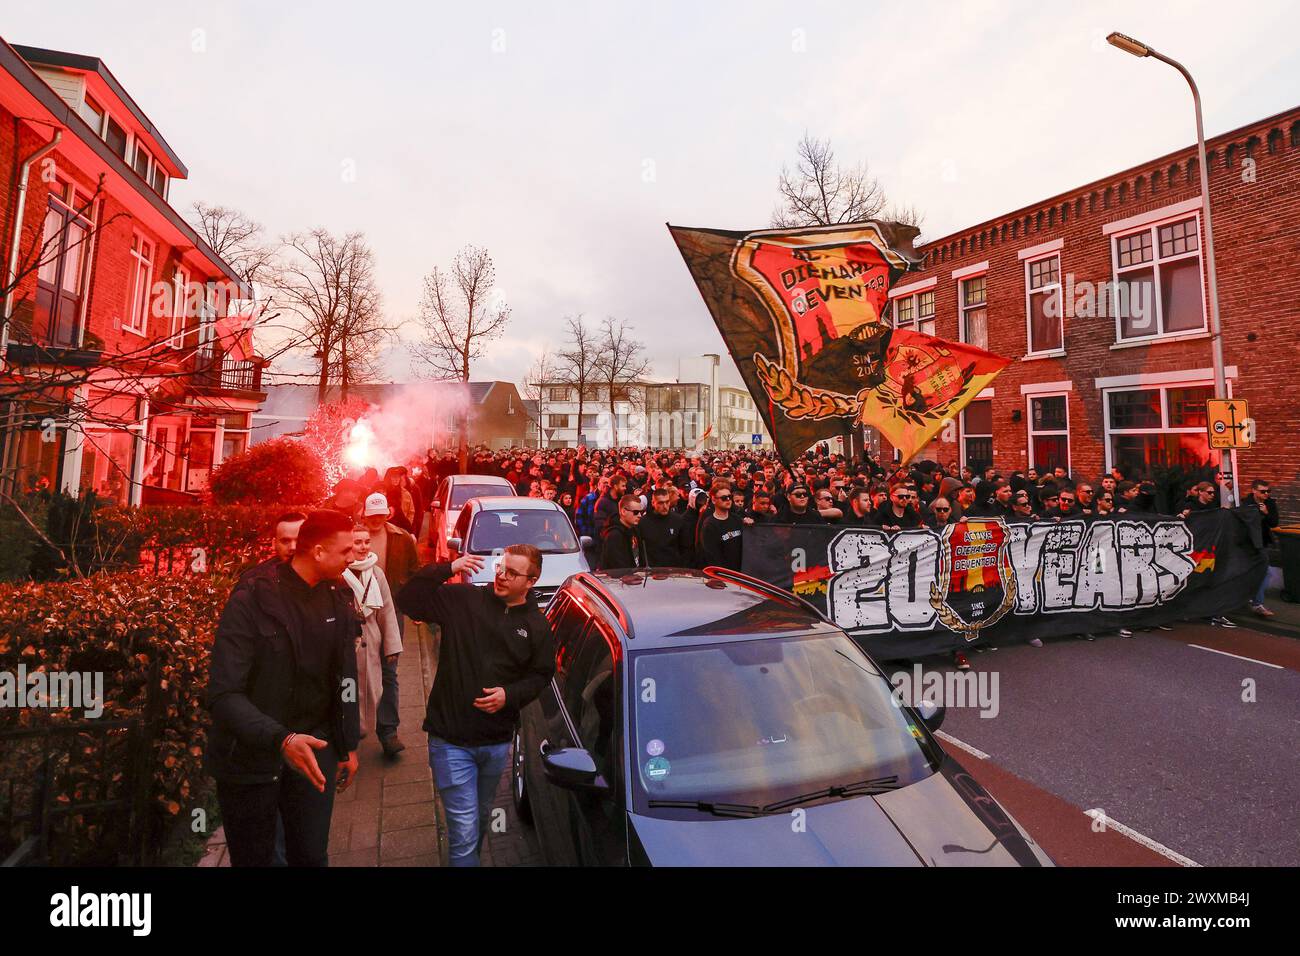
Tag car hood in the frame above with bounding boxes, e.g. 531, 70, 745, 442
628, 759, 1050, 867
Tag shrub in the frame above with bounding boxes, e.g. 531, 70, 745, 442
0, 572, 232, 864
208, 437, 327, 506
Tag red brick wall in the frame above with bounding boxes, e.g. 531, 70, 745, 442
3, 102, 248, 366
880, 108, 1300, 522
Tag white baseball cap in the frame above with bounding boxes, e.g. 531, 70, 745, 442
363, 492, 390, 517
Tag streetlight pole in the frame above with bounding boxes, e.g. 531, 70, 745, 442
1107, 32, 1232, 507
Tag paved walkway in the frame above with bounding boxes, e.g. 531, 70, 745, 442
199, 619, 540, 867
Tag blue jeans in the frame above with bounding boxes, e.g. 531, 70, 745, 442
427, 735, 511, 867
1254, 573, 1268, 606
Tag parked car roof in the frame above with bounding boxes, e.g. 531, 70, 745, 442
569, 569, 831, 649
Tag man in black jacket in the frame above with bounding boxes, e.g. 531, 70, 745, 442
640, 487, 685, 565
699, 481, 745, 570
600, 495, 649, 570
1248, 479, 1280, 617
396, 545, 554, 866
205, 509, 361, 867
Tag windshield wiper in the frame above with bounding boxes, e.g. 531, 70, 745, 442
761, 775, 901, 813
647, 799, 765, 818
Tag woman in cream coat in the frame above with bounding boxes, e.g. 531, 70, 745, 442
345, 525, 403, 739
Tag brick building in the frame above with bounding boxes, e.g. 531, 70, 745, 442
0, 39, 263, 505
882, 104, 1300, 521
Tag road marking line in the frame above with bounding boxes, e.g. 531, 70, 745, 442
1187, 644, 1283, 669
936, 731, 989, 760
1084, 810, 1201, 867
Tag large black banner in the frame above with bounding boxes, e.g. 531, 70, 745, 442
742, 509, 1268, 659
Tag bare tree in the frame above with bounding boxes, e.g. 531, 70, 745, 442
522, 347, 556, 446
187, 202, 277, 289
771, 132, 922, 229
412, 244, 511, 469
593, 316, 651, 445
555, 315, 607, 448
273, 229, 394, 404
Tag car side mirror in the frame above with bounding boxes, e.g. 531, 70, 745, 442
540, 745, 609, 793
916, 698, 946, 732
447, 537, 462, 553
431, 500, 441, 509
579, 536, 593, 548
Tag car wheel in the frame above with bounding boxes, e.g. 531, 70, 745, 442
511, 724, 534, 826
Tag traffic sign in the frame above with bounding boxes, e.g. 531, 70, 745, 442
1206, 399, 1252, 450
752, 434, 763, 444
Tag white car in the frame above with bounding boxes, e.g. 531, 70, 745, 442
446, 496, 592, 607
428, 473, 516, 560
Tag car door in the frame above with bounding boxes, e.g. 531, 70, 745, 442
521, 593, 591, 866
559, 617, 627, 866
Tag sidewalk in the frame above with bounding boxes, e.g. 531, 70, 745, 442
1227, 587, 1300, 640
198, 620, 445, 867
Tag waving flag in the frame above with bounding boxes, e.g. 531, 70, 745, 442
669, 221, 1010, 464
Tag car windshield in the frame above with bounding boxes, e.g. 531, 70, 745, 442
450, 483, 510, 508
630, 633, 936, 813
468, 509, 579, 555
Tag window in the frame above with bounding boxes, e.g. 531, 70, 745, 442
104, 116, 128, 160
79, 426, 136, 505
133, 143, 152, 181
548, 386, 570, 402
611, 385, 631, 403
546, 413, 572, 429
580, 413, 599, 430
1027, 394, 1069, 472
34, 191, 92, 348
197, 284, 217, 357
1025, 254, 1063, 354
1113, 215, 1205, 341
79, 95, 104, 134
960, 276, 987, 350
1104, 383, 1213, 478
893, 289, 936, 336
961, 398, 992, 472
168, 267, 190, 348
151, 164, 167, 197
125, 235, 153, 334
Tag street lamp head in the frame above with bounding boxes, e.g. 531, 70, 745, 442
1107, 31, 1151, 57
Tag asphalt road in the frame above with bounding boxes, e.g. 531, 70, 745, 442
890, 623, 1300, 867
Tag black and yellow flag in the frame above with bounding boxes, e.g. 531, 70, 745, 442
669, 221, 1009, 464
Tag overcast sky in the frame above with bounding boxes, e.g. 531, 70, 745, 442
8, 0, 1299, 388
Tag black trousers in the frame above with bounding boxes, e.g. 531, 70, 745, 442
217, 748, 339, 867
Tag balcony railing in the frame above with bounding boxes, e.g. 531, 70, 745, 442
192, 349, 265, 393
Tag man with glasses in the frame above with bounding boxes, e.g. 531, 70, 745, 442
1075, 483, 1096, 516
640, 487, 686, 566
1248, 479, 1279, 618
1095, 491, 1116, 515
926, 497, 956, 530
1009, 491, 1038, 522
873, 484, 923, 531
599, 494, 649, 571
699, 480, 745, 571
777, 483, 826, 525
396, 544, 554, 867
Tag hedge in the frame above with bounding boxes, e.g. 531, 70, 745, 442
0, 572, 231, 864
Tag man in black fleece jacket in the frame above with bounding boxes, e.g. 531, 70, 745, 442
396, 544, 554, 866
599, 494, 649, 570
205, 509, 361, 867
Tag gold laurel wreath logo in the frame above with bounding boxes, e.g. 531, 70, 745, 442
753, 352, 859, 421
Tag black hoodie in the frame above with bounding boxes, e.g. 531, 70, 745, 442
397, 563, 554, 747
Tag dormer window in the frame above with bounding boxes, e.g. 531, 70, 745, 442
104, 115, 128, 160
133, 142, 152, 180
79, 94, 104, 134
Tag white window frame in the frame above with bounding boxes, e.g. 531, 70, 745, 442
958, 273, 988, 350
1026, 391, 1070, 473
960, 398, 993, 471
168, 267, 190, 349
1101, 378, 1222, 475
125, 234, 153, 335
892, 288, 936, 336
1023, 252, 1064, 357
197, 283, 218, 357
1110, 212, 1208, 344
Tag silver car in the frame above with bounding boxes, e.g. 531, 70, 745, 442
446, 496, 592, 607
428, 473, 516, 560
